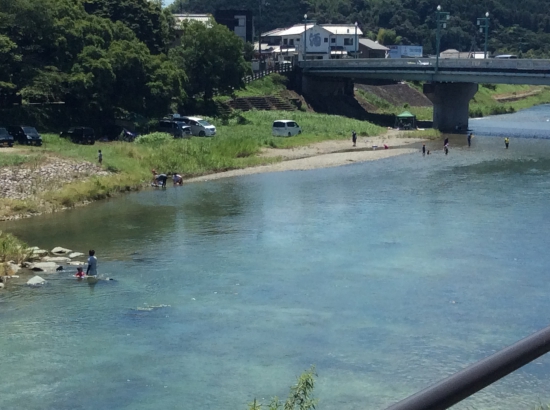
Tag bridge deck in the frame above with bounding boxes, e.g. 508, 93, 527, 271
300, 58, 550, 85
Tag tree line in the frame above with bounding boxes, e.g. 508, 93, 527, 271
0, 0, 250, 128
169, 0, 550, 57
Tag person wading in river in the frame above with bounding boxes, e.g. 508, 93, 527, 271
86, 250, 97, 277
505, 137, 510, 149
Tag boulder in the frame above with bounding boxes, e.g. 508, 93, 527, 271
29, 262, 58, 272
68, 261, 85, 266
51, 247, 72, 255
68, 252, 84, 259
0, 282, 4, 289
8, 263, 20, 274
27, 276, 46, 286
42, 256, 71, 263
32, 249, 49, 257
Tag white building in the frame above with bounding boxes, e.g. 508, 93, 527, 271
263, 23, 363, 61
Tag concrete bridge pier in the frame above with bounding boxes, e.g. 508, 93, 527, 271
423, 82, 478, 132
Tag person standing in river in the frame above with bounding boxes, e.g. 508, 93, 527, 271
352, 130, 357, 147
422, 144, 426, 156
505, 137, 510, 149
467, 133, 473, 147
86, 250, 97, 277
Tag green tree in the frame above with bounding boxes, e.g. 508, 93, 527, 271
83, 0, 175, 54
171, 19, 250, 100
377, 28, 401, 45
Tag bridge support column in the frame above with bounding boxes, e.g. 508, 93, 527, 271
423, 82, 478, 132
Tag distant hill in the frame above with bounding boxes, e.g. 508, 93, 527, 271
168, 0, 550, 57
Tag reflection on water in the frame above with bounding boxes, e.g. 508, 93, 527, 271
2, 106, 550, 410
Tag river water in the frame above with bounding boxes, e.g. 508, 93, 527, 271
2, 106, 550, 410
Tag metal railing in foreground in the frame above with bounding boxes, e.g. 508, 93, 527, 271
385, 324, 550, 410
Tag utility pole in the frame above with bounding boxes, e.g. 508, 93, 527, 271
477, 12, 490, 59
435, 5, 450, 73
354, 22, 358, 58
304, 14, 308, 61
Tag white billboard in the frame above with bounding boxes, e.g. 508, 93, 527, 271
388, 45, 423, 58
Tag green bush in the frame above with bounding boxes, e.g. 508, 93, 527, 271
134, 132, 173, 145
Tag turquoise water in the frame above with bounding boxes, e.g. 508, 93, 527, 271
2, 109, 550, 409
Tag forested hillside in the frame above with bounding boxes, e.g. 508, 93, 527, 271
169, 0, 550, 56
0, 0, 249, 127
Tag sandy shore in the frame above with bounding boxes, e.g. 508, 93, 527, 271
186, 135, 425, 183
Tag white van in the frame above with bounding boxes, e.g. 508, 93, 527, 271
180, 116, 216, 136
272, 120, 302, 137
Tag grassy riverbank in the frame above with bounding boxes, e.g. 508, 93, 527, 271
0, 111, 388, 219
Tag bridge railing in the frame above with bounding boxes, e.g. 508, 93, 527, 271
384, 324, 550, 410
300, 58, 550, 71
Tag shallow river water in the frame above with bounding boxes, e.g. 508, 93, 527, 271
2, 107, 550, 410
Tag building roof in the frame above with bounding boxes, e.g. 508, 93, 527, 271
263, 23, 363, 37
173, 14, 212, 26
321, 24, 363, 36
358, 38, 389, 51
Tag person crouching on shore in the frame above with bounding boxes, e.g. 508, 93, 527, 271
173, 173, 183, 186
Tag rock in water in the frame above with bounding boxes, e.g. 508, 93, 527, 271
51, 247, 72, 255
27, 276, 46, 286
29, 262, 58, 272
0, 282, 4, 289
42, 256, 71, 263
68, 252, 84, 259
32, 249, 49, 257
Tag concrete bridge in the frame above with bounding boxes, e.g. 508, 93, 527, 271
299, 58, 550, 131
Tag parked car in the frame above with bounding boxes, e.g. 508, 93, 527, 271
178, 116, 216, 137
60, 127, 96, 144
158, 120, 192, 138
7, 126, 42, 146
0, 127, 14, 147
272, 120, 302, 137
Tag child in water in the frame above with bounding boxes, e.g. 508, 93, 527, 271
75, 267, 85, 279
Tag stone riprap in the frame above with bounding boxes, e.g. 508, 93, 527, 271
0, 157, 109, 200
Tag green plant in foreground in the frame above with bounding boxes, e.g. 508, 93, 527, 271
248, 366, 317, 410
0, 231, 31, 275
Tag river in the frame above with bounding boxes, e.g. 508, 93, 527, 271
2, 106, 550, 410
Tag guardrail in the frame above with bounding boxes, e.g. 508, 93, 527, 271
243, 64, 293, 84
300, 58, 550, 71
385, 324, 550, 410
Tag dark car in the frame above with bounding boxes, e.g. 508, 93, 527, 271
0, 127, 14, 147
7, 126, 42, 146
60, 127, 95, 145
158, 119, 192, 138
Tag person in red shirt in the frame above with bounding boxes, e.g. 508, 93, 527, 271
75, 267, 85, 279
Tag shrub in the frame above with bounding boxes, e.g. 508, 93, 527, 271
134, 132, 173, 145
0, 231, 31, 265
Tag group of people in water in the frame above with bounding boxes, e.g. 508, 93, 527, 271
421, 133, 512, 156
151, 169, 183, 188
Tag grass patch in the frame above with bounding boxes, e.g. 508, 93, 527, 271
470, 85, 550, 117
0, 152, 46, 167
0, 230, 31, 266
235, 73, 288, 97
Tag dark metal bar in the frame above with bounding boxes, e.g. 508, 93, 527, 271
385, 325, 550, 410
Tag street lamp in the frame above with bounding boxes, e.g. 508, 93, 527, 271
354, 21, 358, 58
303, 14, 308, 61
477, 12, 490, 59
435, 5, 450, 73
